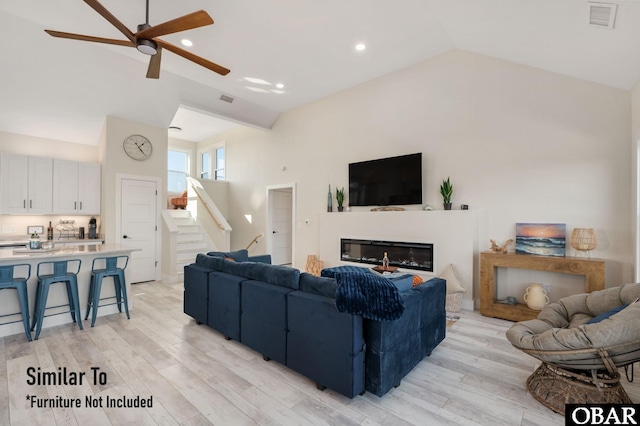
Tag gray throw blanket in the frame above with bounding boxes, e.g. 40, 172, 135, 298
334, 272, 404, 321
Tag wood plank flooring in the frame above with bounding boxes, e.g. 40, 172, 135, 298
1, 280, 638, 425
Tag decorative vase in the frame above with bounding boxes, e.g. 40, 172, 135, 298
337, 206, 344, 212
524, 283, 549, 310
327, 185, 332, 212
443, 203, 452, 210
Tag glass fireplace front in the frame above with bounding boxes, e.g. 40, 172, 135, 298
340, 238, 433, 272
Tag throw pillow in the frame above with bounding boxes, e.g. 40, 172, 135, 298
439, 264, 467, 294
412, 275, 424, 287
585, 304, 628, 324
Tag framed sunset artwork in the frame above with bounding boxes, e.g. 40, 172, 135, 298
515, 223, 566, 257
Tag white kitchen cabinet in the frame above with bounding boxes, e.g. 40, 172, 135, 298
0, 154, 53, 214
52, 160, 101, 215
78, 162, 101, 214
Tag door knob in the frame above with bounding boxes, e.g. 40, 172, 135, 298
123, 235, 130, 239
272, 231, 277, 234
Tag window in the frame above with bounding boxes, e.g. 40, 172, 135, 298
198, 142, 225, 181
201, 151, 210, 179
214, 146, 225, 180
168, 149, 190, 193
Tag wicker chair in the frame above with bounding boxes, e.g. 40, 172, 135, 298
506, 283, 640, 414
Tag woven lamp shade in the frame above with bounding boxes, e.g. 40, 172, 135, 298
570, 228, 597, 257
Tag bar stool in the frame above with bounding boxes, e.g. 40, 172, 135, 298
85, 256, 130, 327
31, 259, 83, 340
0, 264, 32, 341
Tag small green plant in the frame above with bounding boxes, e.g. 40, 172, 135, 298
440, 177, 453, 204
336, 187, 345, 207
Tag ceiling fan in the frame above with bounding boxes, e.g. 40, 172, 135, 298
45, 0, 230, 79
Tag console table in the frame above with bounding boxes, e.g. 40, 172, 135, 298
480, 251, 605, 321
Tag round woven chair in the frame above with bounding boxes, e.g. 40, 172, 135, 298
506, 283, 640, 414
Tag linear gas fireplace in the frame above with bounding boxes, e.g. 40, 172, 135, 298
340, 238, 434, 272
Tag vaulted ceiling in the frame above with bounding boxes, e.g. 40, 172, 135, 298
1, 0, 639, 144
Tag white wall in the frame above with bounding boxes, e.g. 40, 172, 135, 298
208, 50, 632, 304
101, 116, 168, 244
631, 79, 640, 282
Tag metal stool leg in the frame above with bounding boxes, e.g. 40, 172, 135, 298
116, 271, 130, 319
16, 283, 32, 342
85, 273, 95, 320
33, 281, 51, 340
90, 273, 104, 327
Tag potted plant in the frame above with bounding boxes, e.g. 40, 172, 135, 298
440, 177, 453, 210
336, 187, 345, 212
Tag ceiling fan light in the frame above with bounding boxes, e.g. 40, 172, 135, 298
136, 39, 158, 55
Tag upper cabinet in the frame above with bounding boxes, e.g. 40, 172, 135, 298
0, 154, 53, 214
52, 160, 101, 215
0, 153, 101, 215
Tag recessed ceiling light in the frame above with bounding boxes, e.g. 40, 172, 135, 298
276, 83, 284, 89
181, 39, 193, 47
355, 43, 366, 51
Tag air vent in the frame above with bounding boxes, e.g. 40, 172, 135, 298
219, 93, 235, 104
587, 2, 617, 29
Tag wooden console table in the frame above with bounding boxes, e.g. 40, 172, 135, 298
480, 251, 605, 322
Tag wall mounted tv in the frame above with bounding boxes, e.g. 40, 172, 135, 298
348, 153, 423, 207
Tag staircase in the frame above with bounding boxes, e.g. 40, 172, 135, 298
166, 209, 214, 276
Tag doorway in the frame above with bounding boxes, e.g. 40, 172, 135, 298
118, 176, 160, 283
267, 184, 295, 266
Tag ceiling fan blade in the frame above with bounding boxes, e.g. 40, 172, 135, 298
156, 39, 230, 76
83, 0, 135, 42
146, 47, 162, 79
45, 30, 135, 47
136, 10, 213, 40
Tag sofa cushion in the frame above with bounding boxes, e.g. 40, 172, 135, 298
220, 260, 300, 290
207, 249, 250, 262
299, 273, 338, 298
195, 253, 224, 271
335, 272, 404, 321
385, 273, 414, 292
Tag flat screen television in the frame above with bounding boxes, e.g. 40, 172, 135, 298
348, 153, 423, 206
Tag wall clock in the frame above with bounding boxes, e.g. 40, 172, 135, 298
123, 134, 153, 161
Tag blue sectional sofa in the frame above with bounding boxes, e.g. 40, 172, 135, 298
183, 250, 446, 398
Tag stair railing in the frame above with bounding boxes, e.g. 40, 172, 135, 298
186, 177, 232, 251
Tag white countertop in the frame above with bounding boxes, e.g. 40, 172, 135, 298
0, 243, 139, 261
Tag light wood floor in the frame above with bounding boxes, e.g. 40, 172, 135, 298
1, 280, 638, 425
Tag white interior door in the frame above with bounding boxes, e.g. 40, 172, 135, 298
121, 178, 157, 283
270, 188, 293, 265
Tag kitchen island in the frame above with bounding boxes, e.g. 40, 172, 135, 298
0, 244, 139, 339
